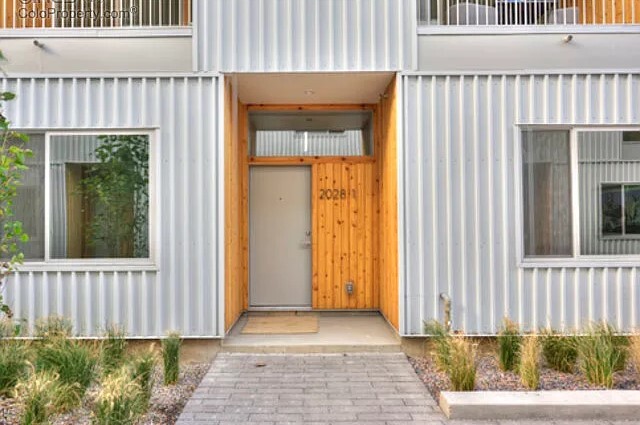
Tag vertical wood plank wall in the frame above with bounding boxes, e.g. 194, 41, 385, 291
377, 77, 400, 330
312, 162, 377, 309
224, 78, 248, 331
565, 0, 640, 23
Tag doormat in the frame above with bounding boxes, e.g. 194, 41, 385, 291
241, 314, 319, 334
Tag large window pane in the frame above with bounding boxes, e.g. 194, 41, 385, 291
521, 131, 572, 257
11, 134, 45, 260
49, 134, 149, 259
579, 131, 640, 255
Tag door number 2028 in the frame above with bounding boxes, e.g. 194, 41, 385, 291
318, 189, 356, 200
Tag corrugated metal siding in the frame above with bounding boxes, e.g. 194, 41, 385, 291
194, 0, 417, 72
401, 73, 640, 335
1, 76, 222, 338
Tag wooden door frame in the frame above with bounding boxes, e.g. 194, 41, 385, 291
243, 104, 380, 310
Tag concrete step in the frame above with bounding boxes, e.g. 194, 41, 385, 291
440, 390, 640, 421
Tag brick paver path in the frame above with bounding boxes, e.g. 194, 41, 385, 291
176, 353, 631, 425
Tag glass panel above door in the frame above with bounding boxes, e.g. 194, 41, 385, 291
249, 111, 373, 157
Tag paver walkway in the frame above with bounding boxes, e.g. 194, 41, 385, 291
176, 353, 633, 425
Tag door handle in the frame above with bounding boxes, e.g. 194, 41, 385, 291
301, 231, 312, 248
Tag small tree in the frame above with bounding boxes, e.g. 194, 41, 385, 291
0, 90, 31, 318
79, 135, 149, 258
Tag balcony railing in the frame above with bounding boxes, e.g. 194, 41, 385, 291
1, 0, 191, 29
418, 0, 639, 26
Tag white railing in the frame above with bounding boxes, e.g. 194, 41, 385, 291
418, 0, 639, 26
1, 0, 191, 29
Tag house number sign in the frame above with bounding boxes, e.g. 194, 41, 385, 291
318, 189, 357, 200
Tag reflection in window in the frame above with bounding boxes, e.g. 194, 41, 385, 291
11, 134, 45, 260
601, 184, 623, 235
249, 111, 373, 157
50, 134, 149, 259
579, 131, 640, 255
521, 130, 572, 257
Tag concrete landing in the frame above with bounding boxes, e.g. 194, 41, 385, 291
222, 312, 401, 353
440, 390, 640, 420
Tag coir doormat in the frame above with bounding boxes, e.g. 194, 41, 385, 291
241, 314, 319, 334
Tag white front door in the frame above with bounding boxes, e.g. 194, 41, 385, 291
249, 166, 312, 308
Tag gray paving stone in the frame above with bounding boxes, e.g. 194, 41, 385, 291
177, 352, 622, 425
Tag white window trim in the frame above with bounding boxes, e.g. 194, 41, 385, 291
517, 125, 640, 268
17, 129, 158, 272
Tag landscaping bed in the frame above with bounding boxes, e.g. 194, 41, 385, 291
0, 318, 210, 425
410, 353, 640, 402
0, 363, 208, 425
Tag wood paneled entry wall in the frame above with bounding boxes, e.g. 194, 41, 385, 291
224, 77, 399, 332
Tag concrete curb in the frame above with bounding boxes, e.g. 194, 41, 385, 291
440, 390, 640, 420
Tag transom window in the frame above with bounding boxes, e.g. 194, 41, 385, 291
9, 132, 151, 262
249, 111, 374, 157
521, 128, 640, 259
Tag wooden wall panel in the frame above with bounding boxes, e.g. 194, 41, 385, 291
224, 78, 247, 331
564, 0, 640, 24
377, 77, 399, 330
312, 162, 377, 309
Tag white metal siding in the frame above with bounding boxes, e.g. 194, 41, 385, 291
401, 73, 640, 335
194, 0, 417, 72
1, 76, 222, 338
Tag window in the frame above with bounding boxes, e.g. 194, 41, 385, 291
10, 132, 151, 263
521, 130, 572, 257
249, 111, 374, 157
521, 128, 640, 260
601, 184, 640, 237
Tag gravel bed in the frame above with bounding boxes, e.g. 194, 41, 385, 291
0, 363, 210, 425
409, 353, 640, 402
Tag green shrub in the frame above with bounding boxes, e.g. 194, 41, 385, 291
100, 325, 127, 375
34, 316, 72, 340
541, 330, 578, 373
498, 318, 522, 372
424, 320, 452, 372
448, 338, 476, 391
0, 318, 23, 338
0, 341, 30, 396
576, 324, 623, 389
35, 338, 97, 402
162, 333, 181, 385
92, 368, 146, 425
594, 322, 628, 372
129, 348, 156, 407
15, 370, 80, 425
519, 336, 540, 390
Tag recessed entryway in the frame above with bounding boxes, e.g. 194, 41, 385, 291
223, 74, 399, 332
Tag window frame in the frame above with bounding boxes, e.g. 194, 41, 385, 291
517, 125, 640, 268
15, 129, 158, 271
599, 182, 640, 240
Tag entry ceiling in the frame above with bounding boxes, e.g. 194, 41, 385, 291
233, 72, 395, 105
